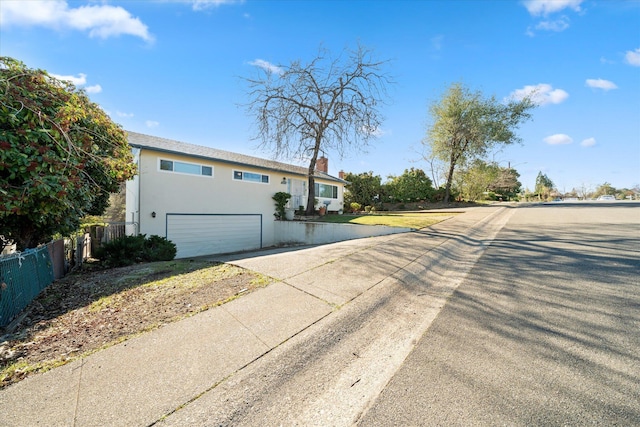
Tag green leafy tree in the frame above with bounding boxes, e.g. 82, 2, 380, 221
385, 168, 435, 202
0, 57, 136, 250
343, 171, 383, 210
244, 44, 392, 215
423, 82, 535, 203
457, 160, 499, 201
593, 182, 617, 199
534, 171, 554, 201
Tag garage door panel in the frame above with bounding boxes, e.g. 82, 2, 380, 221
167, 214, 262, 258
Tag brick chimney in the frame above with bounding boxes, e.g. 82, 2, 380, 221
339, 170, 345, 179
316, 156, 328, 173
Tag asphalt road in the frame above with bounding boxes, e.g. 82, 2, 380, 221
157, 202, 639, 426
358, 202, 640, 426
158, 206, 515, 426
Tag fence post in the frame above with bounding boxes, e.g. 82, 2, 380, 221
46, 239, 66, 280
75, 234, 87, 267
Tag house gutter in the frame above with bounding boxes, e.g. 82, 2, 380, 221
128, 143, 347, 185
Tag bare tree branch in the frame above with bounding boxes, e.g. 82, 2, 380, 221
243, 43, 392, 214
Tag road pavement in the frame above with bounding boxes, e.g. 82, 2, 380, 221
0, 206, 507, 426
3, 202, 637, 426
357, 202, 640, 425
156, 206, 515, 426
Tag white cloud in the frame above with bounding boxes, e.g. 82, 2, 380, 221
431, 35, 444, 51
544, 134, 573, 145
191, 0, 244, 11
535, 17, 570, 32
523, 0, 582, 35
117, 111, 135, 118
50, 72, 102, 93
523, 0, 583, 16
361, 125, 387, 138
50, 72, 87, 86
249, 59, 283, 75
586, 78, 617, 91
160, 0, 244, 11
625, 48, 640, 66
0, 1, 153, 42
509, 83, 569, 106
145, 120, 160, 128
581, 137, 596, 147
85, 84, 102, 94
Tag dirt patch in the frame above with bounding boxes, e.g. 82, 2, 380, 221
0, 259, 273, 389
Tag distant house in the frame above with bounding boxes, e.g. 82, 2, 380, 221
125, 132, 346, 258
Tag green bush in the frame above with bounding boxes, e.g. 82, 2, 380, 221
350, 202, 362, 213
95, 234, 177, 267
144, 235, 177, 262
272, 191, 292, 220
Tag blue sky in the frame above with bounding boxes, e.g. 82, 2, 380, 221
1, 0, 639, 192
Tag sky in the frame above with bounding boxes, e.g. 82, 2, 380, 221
1, 0, 639, 193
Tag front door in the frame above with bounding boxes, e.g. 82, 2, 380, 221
288, 178, 307, 211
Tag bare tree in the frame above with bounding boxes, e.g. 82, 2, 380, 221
244, 44, 392, 215
577, 183, 592, 200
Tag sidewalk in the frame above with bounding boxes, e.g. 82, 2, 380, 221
0, 206, 503, 427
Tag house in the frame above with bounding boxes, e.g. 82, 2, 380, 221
125, 132, 346, 258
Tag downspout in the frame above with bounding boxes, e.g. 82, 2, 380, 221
132, 147, 141, 236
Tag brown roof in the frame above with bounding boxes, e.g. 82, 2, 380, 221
127, 131, 346, 184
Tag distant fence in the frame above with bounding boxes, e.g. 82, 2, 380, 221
87, 222, 137, 255
0, 246, 54, 328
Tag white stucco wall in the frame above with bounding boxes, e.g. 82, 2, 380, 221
273, 221, 413, 246
126, 148, 345, 252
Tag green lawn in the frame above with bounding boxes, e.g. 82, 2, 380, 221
317, 212, 458, 229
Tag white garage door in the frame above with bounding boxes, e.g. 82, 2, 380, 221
167, 214, 262, 259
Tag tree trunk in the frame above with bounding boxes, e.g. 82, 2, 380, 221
444, 156, 457, 204
306, 173, 316, 216
305, 135, 323, 216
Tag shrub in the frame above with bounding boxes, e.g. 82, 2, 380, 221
95, 234, 177, 267
272, 192, 292, 220
364, 205, 371, 213
350, 202, 362, 213
144, 235, 177, 262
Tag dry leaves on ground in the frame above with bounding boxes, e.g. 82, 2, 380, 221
0, 259, 272, 389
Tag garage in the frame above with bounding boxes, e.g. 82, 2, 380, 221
166, 214, 262, 259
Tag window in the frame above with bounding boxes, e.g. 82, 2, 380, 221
315, 183, 338, 199
233, 170, 269, 184
159, 159, 213, 177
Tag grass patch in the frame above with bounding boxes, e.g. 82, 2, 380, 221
87, 262, 265, 312
317, 212, 458, 229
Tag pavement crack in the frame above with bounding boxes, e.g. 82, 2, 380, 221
72, 358, 85, 427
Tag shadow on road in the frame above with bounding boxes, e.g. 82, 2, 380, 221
432, 214, 640, 423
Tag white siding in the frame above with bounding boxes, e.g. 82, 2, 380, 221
167, 214, 262, 258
